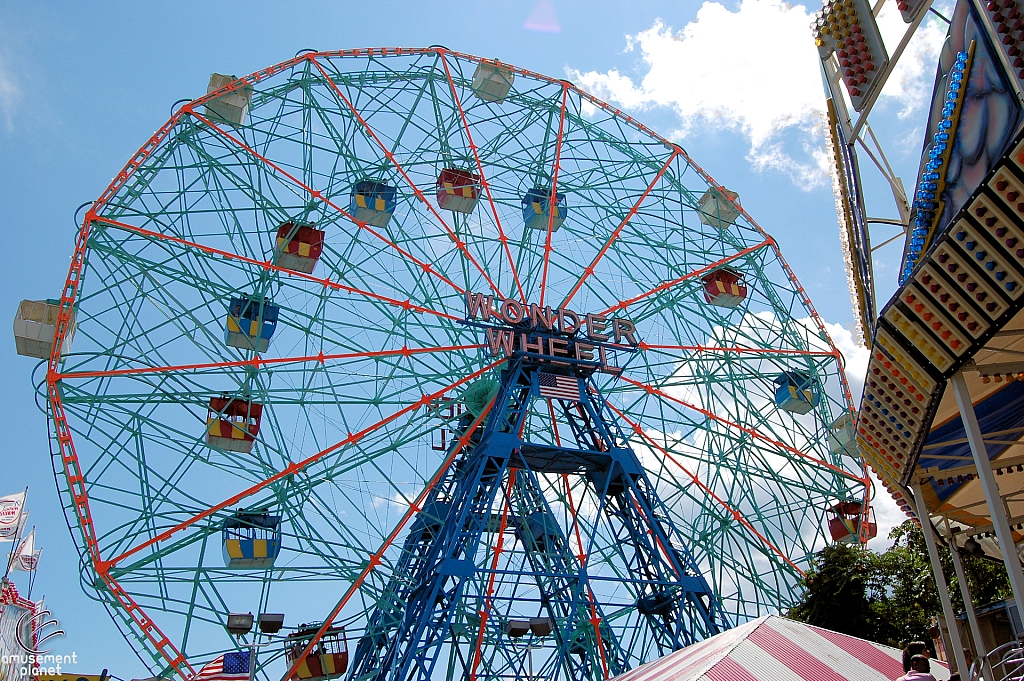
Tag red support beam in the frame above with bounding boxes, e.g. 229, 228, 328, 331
562, 475, 609, 679
616, 375, 865, 483
102, 359, 504, 571
560, 150, 679, 310
93, 216, 460, 322
283, 391, 502, 681
638, 343, 839, 359
603, 400, 805, 575
437, 51, 526, 304
539, 84, 568, 308
470, 468, 517, 681
307, 57, 503, 299
600, 240, 771, 317
56, 343, 482, 381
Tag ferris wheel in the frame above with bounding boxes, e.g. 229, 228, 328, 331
31, 48, 868, 680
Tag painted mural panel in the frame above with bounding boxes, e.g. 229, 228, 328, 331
902, 0, 1021, 279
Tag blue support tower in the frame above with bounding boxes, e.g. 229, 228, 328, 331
349, 352, 729, 681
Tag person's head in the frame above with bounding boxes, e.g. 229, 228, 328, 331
963, 647, 974, 666
904, 642, 928, 671
911, 655, 931, 673
949, 674, 961, 681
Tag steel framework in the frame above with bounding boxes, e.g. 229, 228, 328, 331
348, 355, 726, 681
817, 0, 946, 338
35, 48, 867, 680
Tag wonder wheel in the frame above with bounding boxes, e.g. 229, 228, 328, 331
35, 48, 868, 681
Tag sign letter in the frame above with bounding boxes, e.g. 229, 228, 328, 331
500, 299, 526, 324
559, 309, 580, 334
530, 304, 556, 331
485, 329, 515, 357
585, 314, 610, 342
466, 293, 495, 321
612, 318, 638, 345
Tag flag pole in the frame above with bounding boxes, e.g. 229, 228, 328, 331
2, 487, 28, 583
25, 546, 40, 601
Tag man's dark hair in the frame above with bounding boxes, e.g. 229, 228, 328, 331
911, 655, 931, 673
903, 642, 928, 672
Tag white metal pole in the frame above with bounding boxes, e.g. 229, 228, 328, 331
948, 538, 991, 680
950, 371, 1024, 618
248, 637, 257, 681
948, 535, 985, 656
913, 482, 969, 675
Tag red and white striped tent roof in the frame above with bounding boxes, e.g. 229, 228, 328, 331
613, 615, 951, 681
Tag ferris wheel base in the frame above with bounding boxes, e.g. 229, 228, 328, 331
347, 355, 729, 681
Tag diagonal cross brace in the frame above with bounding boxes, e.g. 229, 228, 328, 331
349, 357, 728, 681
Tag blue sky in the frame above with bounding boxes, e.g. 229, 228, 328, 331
0, 0, 942, 674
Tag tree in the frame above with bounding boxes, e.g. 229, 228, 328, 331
789, 542, 875, 639
882, 521, 1012, 612
789, 520, 1012, 650
869, 524, 940, 648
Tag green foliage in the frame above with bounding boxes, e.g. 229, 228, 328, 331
789, 520, 1012, 649
869, 522, 941, 648
790, 542, 875, 638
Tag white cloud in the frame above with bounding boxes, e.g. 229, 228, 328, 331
868, 484, 907, 550
569, 0, 949, 187
0, 55, 17, 129
570, 1, 826, 188
821, 319, 869, 400
876, 3, 947, 119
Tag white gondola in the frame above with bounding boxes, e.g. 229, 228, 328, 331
13, 299, 74, 360
471, 63, 515, 103
204, 73, 253, 127
827, 412, 857, 456
697, 187, 741, 227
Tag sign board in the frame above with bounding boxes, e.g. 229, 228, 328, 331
463, 293, 639, 372
0, 603, 33, 681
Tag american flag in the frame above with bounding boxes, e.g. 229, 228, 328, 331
538, 373, 581, 401
195, 651, 251, 681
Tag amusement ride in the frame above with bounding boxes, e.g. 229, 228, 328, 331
817, 0, 1024, 673
16, 48, 869, 680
